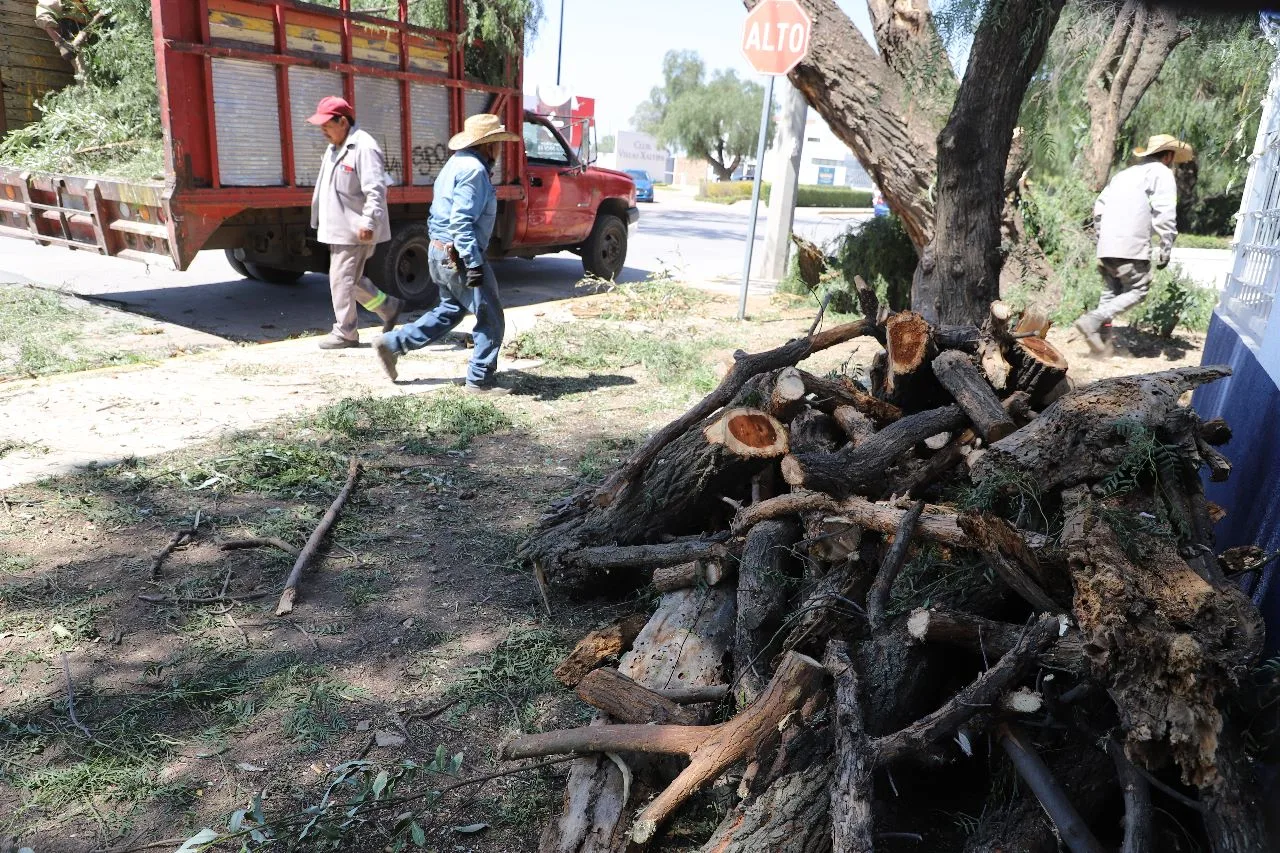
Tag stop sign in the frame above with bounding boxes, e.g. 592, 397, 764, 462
741, 0, 813, 76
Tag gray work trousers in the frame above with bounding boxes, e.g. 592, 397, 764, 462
1085, 257, 1153, 325
327, 242, 393, 341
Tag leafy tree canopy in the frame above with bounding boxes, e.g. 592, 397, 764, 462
633, 50, 773, 181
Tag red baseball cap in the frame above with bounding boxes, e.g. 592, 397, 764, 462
306, 96, 354, 125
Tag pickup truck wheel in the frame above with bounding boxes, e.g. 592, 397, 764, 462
581, 213, 627, 280
369, 223, 439, 307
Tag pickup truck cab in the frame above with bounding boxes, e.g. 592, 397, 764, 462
0, 0, 639, 307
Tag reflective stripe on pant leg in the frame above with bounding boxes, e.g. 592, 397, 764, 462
360, 290, 388, 312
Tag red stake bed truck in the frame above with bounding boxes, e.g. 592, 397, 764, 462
0, 0, 639, 305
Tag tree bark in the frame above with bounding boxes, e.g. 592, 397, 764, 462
735, 519, 802, 704
825, 640, 875, 853
913, 0, 1066, 325
554, 613, 652, 688
907, 607, 1085, 674
1081, 1, 1191, 191
575, 668, 702, 726
781, 405, 967, 498
931, 350, 1016, 443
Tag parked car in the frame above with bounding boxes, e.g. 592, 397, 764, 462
625, 169, 655, 202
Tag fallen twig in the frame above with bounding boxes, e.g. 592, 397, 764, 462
137, 591, 270, 605
276, 458, 362, 616
149, 509, 202, 579
867, 500, 924, 631
1000, 724, 1107, 853
61, 652, 93, 740
219, 537, 300, 557
807, 291, 834, 336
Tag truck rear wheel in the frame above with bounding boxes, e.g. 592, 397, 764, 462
224, 250, 304, 284
581, 213, 627, 280
369, 222, 439, 308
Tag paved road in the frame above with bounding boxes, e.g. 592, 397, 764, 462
0, 188, 867, 342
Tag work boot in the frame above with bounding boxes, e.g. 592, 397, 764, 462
1073, 315, 1107, 356
379, 296, 403, 333
318, 334, 359, 350
462, 381, 509, 395
373, 335, 399, 381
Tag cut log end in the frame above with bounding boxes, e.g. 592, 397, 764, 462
705, 408, 789, 458
907, 608, 931, 642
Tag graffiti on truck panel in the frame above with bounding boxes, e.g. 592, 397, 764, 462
412, 143, 450, 178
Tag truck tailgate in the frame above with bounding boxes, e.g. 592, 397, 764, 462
0, 167, 176, 266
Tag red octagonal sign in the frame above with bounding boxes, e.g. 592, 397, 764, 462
742, 0, 813, 76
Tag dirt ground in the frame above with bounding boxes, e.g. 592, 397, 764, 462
0, 281, 1209, 852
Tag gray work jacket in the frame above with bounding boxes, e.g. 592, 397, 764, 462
310, 127, 391, 246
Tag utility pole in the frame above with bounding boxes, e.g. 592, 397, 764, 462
759, 77, 807, 282
556, 0, 565, 86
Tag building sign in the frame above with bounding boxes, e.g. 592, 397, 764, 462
817, 165, 835, 186
615, 130, 670, 180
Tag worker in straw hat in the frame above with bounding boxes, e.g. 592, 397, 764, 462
375, 114, 519, 391
1074, 133, 1194, 355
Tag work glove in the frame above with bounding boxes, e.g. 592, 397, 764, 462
465, 266, 484, 288
1153, 246, 1172, 270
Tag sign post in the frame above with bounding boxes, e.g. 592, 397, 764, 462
738, 0, 813, 320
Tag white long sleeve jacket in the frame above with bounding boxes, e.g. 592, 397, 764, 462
1093, 159, 1178, 261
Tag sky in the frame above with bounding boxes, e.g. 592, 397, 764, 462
521, 0, 876, 138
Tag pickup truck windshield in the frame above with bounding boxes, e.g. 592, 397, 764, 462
524, 121, 571, 166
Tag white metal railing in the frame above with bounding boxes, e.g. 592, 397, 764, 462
1221, 15, 1280, 346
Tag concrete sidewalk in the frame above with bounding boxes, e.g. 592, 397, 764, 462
0, 302, 559, 488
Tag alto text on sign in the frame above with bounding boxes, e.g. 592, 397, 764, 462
741, 0, 813, 77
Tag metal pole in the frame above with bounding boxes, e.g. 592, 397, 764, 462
556, 0, 566, 86
739, 74, 776, 320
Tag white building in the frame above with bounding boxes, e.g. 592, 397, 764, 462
761, 112, 873, 189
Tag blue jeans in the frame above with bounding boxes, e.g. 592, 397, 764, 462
383, 247, 505, 386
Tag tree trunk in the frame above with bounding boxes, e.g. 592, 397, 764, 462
744, 0, 940, 248
1081, 1, 1191, 191
913, 0, 1065, 325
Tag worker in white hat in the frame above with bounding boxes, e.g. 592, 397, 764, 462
375, 114, 519, 390
1074, 133, 1194, 354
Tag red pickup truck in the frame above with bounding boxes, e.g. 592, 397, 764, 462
0, 0, 639, 305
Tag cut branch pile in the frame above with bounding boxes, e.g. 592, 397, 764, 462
514, 295, 1271, 852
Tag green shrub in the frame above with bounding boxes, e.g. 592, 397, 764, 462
697, 181, 873, 208
1130, 267, 1219, 336
1177, 234, 1234, 250
835, 216, 917, 312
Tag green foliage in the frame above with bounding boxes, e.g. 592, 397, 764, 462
697, 181, 873, 208
0, 0, 163, 178
175, 441, 349, 499
450, 627, 566, 711
888, 545, 994, 617
1129, 267, 1218, 336
1175, 233, 1233, 250
312, 390, 512, 449
1018, 5, 1272, 207
580, 269, 709, 321
0, 285, 150, 378
635, 51, 772, 179
835, 216, 918, 312
182, 748, 464, 851
507, 321, 725, 395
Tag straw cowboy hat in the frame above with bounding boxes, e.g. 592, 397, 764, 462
448, 114, 520, 151
1134, 133, 1194, 164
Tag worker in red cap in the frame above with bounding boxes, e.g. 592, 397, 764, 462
307, 95, 402, 349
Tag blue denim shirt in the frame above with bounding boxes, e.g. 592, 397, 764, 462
428, 149, 496, 269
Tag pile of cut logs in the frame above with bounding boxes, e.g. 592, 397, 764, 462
511, 280, 1272, 853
